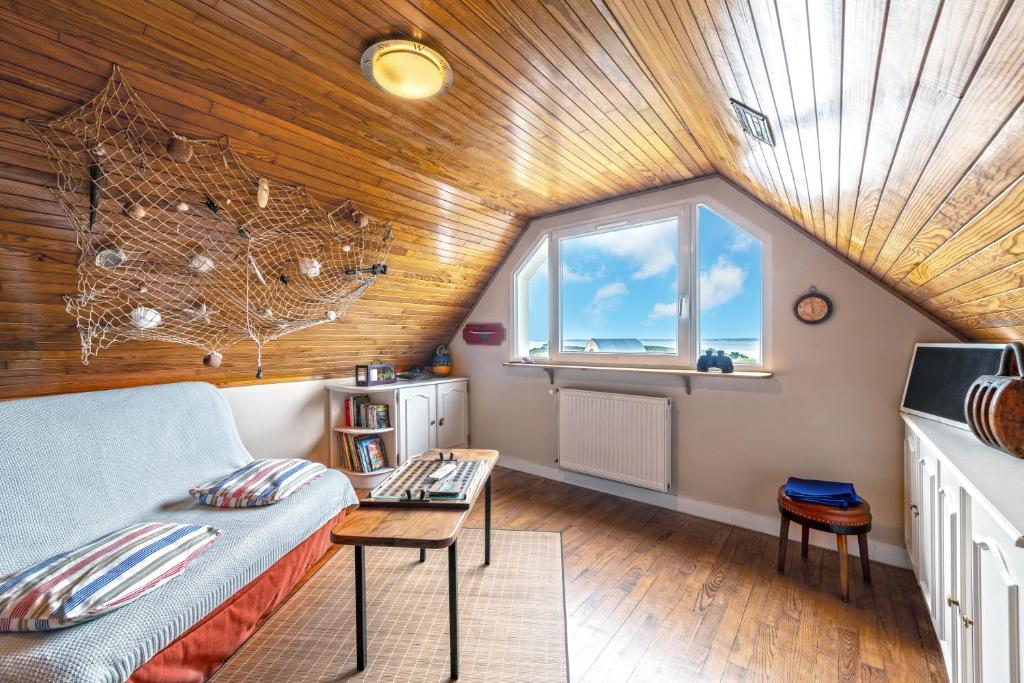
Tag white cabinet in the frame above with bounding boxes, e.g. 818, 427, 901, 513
967, 497, 1021, 682
437, 380, 468, 449
398, 384, 438, 461
938, 471, 963, 681
918, 442, 939, 621
327, 378, 469, 471
904, 414, 1024, 683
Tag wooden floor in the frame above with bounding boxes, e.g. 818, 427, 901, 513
461, 466, 946, 683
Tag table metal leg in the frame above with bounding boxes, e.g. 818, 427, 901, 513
355, 545, 367, 671
449, 541, 459, 680
419, 547, 426, 563
484, 476, 492, 567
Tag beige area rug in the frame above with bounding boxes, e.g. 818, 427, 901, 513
211, 528, 567, 682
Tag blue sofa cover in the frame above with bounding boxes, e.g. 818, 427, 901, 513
0, 382, 357, 682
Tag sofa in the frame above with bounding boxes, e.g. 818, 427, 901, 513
0, 382, 358, 682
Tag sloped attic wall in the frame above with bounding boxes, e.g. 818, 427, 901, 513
449, 177, 957, 551
0, 1, 1020, 399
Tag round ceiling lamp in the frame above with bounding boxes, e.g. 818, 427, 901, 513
361, 40, 453, 100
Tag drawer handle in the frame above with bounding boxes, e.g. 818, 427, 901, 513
947, 595, 960, 608
962, 615, 974, 628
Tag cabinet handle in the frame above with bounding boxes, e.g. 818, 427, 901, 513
962, 615, 974, 628
947, 595, 960, 608
430, 420, 436, 426
909, 504, 920, 517
439, 417, 445, 427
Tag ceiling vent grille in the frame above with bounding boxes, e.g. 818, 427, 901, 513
730, 99, 774, 146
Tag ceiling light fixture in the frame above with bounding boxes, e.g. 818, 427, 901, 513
361, 39, 453, 100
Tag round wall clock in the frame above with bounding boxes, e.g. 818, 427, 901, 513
794, 287, 833, 324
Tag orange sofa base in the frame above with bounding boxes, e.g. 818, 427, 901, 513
127, 509, 347, 683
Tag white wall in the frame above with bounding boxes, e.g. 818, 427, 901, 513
220, 379, 331, 465
449, 176, 956, 551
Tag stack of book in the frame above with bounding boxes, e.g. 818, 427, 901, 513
338, 433, 388, 473
345, 394, 391, 429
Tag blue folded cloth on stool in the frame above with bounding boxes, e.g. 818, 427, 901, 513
784, 477, 864, 509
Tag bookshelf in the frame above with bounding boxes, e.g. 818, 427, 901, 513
325, 377, 469, 489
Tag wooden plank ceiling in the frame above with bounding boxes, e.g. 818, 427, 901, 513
0, 0, 1022, 398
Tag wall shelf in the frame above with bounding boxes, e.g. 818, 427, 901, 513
333, 426, 395, 435
502, 361, 773, 394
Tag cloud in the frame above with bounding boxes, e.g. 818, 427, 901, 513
562, 263, 604, 283
584, 281, 627, 321
728, 230, 756, 252
649, 302, 677, 319
579, 221, 677, 280
699, 257, 746, 310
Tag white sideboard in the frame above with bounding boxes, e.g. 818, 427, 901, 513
326, 377, 469, 473
903, 412, 1024, 682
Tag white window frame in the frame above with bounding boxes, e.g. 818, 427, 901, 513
692, 200, 772, 371
511, 235, 549, 360
509, 197, 770, 370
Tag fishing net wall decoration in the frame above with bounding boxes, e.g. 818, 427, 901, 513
26, 66, 392, 378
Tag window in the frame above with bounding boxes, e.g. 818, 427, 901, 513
512, 202, 766, 368
559, 219, 679, 355
697, 205, 763, 365
514, 237, 549, 358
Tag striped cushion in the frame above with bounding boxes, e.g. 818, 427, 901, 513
189, 458, 326, 508
0, 522, 220, 632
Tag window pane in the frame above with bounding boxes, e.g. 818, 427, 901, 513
515, 238, 549, 358
559, 219, 678, 355
697, 206, 762, 365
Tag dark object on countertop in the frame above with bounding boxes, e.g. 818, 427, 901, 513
716, 350, 734, 374
965, 342, 1024, 458
696, 348, 734, 373
397, 365, 434, 381
783, 477, 864, 509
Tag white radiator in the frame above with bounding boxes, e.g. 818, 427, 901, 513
557, 389, 672, 491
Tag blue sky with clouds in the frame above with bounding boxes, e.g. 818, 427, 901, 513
525, 206, 761, 352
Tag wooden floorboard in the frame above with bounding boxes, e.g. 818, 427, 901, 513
463, 466, 945, 683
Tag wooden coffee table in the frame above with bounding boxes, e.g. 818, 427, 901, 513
330, 449, 498, 680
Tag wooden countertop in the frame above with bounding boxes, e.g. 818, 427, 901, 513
331, 449, 498, 549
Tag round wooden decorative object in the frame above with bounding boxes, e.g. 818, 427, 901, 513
126, 203, 147, 220
166, 135, 193, 163
794, 288, 833, 324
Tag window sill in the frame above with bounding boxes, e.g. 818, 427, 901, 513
502, 361, 773, 394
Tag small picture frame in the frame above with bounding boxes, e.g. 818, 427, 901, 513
355, 362, 397, 386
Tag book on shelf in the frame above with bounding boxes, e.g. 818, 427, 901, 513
345, 395, 391, 429
337, 432, 389, 473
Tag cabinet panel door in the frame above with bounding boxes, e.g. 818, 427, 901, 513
398, 386, 436, 462
437, 381, 468, 449
917, 450, 938, 619
971, 537, 1021, 682
906, 433, 918, 560
938, 481, 962, 682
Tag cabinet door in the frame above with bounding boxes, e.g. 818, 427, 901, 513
398, 385, 436, 463
906, 433, 919, 560
917, 449, 938, 619
436, 381, 468, 449
938, 478, 962, 682
968, 503, 1022, 683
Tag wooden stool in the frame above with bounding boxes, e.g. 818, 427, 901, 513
776, 485, 872, 602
